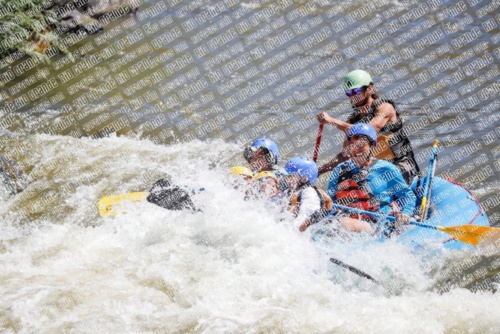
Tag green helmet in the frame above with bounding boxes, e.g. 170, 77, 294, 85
344, 70, 373, 92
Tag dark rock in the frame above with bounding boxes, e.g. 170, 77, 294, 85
50, 0, 140, 34
59, 9, 103, 34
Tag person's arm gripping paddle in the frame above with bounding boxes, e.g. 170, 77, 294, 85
317, 112, 352, 133
316, 101, 397, 176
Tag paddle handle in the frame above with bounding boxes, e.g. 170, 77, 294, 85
313, 124, 324, 162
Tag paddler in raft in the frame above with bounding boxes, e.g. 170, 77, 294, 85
316, 69, 420, 185
146, 165, 275, 211
311, 123, 417, 234
253, 171, 282, 198
146, 138, 286, 212
229, 166, 281, 201
280, 157, 333, 232
229, 165, 254, 191
243, 138, 288, 191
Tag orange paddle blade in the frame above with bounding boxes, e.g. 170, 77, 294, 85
437, 225, 500, 245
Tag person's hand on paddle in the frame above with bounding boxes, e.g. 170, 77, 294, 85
396, 213, 411, 224
393, 213, 412, 234
317, 112, 336, 125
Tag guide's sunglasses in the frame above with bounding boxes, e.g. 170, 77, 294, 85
345, 86, 367, 97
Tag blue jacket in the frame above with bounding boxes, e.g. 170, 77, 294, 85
327, 159, 417, 217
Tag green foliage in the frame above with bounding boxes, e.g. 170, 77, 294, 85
0, 0, 70, 63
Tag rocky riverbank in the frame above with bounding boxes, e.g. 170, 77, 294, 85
51, 0, 139, 34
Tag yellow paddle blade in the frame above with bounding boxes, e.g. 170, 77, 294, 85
437, 225, 500, 245
98, 192, 148, 217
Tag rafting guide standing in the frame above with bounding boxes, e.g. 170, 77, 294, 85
316, 70, 420, 185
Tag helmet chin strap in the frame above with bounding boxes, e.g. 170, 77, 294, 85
265, 151, 275, 168
366, 150, 373, 162
352, 150, 372, 166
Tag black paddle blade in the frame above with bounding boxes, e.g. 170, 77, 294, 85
330, 258, 380, 284
147, 179, 196, 211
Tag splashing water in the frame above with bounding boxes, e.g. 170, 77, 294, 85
0, 134, 499, 333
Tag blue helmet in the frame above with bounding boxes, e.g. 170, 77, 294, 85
245, 138, 279, 165
347, 123, 377, 147
284, 156, 318, 184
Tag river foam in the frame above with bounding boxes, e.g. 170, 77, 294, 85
0, 134, 499, 333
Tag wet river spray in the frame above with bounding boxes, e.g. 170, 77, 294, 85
1, 0, 499, 332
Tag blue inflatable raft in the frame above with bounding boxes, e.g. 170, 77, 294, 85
312, 176, 490, 252
399, 176, 490, 251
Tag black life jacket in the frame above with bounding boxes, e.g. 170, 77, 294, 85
347, 99, 419, 172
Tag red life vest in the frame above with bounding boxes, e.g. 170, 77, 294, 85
335, 164, 380, 222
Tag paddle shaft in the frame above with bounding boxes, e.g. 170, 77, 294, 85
420, 140, 439, 221
332, 204, 400, 222
333, 203, 450, 232
313, 124, 324, 162
333, 203, 442, 229
422, 157, 437, 222
333, 203, 500, 245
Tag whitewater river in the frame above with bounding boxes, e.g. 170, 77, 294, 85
0, 0, 499, 332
